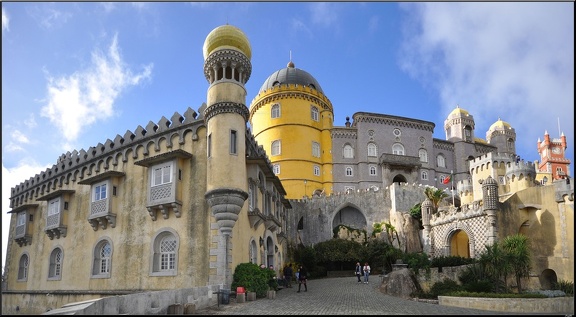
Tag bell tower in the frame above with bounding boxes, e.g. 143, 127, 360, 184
537, 130, 571, 182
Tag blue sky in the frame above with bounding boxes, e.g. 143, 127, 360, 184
2, 2, 574, 267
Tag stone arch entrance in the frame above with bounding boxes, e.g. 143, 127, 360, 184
449, 229, 470, 257
392, 174, 407, 184
332, 203, 366, 239
539, 269, 558, 290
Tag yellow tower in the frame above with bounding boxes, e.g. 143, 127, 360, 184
202, 24, 251, 234
249, 61, 334, 199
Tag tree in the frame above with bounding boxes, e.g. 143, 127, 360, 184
424, 187, 449, 211
479, 243, 512, 293
501, 234, 531, 293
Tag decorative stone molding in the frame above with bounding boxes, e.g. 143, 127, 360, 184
248, 208, 265, 228
203, 102, 249, 123
205, 188, 248, 235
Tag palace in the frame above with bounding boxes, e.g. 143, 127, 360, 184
2, 24, 573, 315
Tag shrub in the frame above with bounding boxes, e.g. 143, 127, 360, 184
553, 279, 574, 296
429, 278, 463, 297
402, 252, 430, 275
231, 263, 273, 298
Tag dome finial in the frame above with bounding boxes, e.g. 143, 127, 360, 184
287, 50, 295, 68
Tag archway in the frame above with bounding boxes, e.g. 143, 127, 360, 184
449, 229, 470, 258
332, 204, 366, 241
392, 174, 407, 184
539, 269, 557, 290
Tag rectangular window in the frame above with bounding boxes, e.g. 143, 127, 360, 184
17, 212, 26, 226
230, 130, 237, 154
93, 182, 107, 202
311, 106, 319, 121
207, 134, 212, 158
271, 103, 280, 118
273, 164, 280, 175
152, 163, 172, 187
48, 198, 60, 216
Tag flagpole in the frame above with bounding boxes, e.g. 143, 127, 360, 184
451, 170, 455, 206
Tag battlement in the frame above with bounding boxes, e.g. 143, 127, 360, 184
10, 106, 204, 206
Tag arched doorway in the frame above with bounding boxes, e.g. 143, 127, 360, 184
392, 174, 407, 184
332, 205, 366, 240
449, 229, 470, 258
539, 269, 557, 290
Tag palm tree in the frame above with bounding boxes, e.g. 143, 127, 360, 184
424, 187, 449, 211
501, 234, 531, 293
479, 243, 512, 293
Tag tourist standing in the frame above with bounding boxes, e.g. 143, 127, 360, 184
363, 262, 371, 284
297, 265, 308, 292
355, 262, 362, 283
283, 264, 293, 288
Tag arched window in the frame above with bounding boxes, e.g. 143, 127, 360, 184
314, 165, 320, 176
367, 143, 377, 157
271, 140, 281, 156
151, 230, 179, 276
311, 106, 319, 121
249, 239, 258, 264
345, 166, 353, 176
419, 149, 428, 162
392, 143, 404, 155
18, 253, 29, 281
271, 103, 280, 118
343, 144, 354, 158
92, 239, 112, 278
48, 247, 63, 280
437, 155, 446, 168
312, 142, 320, 158
421, 171, 428, 180
369, 165, 377, 176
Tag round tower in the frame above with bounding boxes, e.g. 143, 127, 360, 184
486, 118, 516, 155
202, 24, 250, 235
444, 105, 476, 142
482, 175, 499, 246
249, 60, 334, 199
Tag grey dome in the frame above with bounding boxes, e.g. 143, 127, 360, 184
258, 61, 324, 94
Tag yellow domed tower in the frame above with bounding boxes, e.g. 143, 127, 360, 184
486, 117, 516, 155
202, 24, 251, 235
249, 61, 334, 199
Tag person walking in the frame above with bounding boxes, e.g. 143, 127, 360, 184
283, 264, 293, 288
297, 265, 308, 293
363, 262, 371, 284
354, 262, 362, 283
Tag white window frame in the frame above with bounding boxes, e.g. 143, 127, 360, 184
312, 142, 320, 158
17, 212, 26, 226
48, 247, 63, 280
345, 166, 353, 177
369, 165, 377, 176
367, 143, 377, 157
151, 162, 172, 187
392, 143, 404, 155
419, 149, 428, 163
343, 144, 354, 159
314, 165, 320, 176
273, 164, 280, 175
18, 253, 29, 281
93, 181, 108, 202
48, 198, 60, 216
437, 155, 446, 168
421, 171, 428, 180
271, 103, 281, 118
151, 230, 179, 276
271, 140, 281, 156
311, 106, 319, 122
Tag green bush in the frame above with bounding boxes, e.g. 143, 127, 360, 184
431, 255, 475, 268
429, 278, 463, 297
402, 252, 430, 275
553, 279, 574, 296
231, 263, 274, 298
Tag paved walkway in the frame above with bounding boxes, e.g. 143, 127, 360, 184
195, 277, 518, 315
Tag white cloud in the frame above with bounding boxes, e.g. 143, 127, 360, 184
2, 7, 9, 34
10, 130, 30, 144
309, 3, 338, 27
100, 2, 116, 13
24, 114, 37, 129
2, 161, 51, 270
27, 5, 72, 30
40, 33, 153, 144
399, 2, 574, 162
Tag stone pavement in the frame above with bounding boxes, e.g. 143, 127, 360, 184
194, 276, 518, 315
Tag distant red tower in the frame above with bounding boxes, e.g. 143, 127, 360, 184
537, 131, 571, 181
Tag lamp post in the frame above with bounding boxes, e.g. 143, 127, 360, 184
450, 170, 455, 206
304, 179, 307, 197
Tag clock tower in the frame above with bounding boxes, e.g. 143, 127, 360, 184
537, 130, 571, 182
